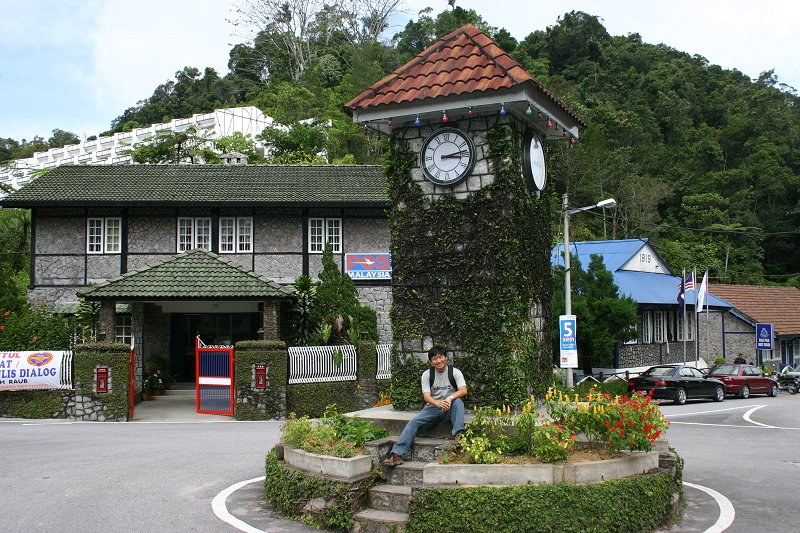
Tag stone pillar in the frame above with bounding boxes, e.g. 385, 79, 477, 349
262, 301, 279, 340
99, 301, 115, 342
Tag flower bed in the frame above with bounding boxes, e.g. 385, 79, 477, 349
283, 445, 374, 479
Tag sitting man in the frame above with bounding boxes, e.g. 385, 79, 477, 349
383, 345, 467, 466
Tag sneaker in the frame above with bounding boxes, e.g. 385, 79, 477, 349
382, 453, 403, 467
454, 432, 463, 449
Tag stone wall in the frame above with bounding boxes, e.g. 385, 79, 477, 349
356, 286, 392, 343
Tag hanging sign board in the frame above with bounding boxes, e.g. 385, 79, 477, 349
755, 323, 773, 350
0, 350, 74, 391
345, 253, 392, 279
559, 315, 578, 368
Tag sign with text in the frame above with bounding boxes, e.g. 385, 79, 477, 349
0, 350, 74, 391
756, 323, 773, 350
559, 315, 578, 368
345, 253, 391, 280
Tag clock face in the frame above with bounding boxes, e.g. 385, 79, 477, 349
522, 132, 546, 191
420, 128, 476, 185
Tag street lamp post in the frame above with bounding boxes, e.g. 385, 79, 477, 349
561, 193, 617, 388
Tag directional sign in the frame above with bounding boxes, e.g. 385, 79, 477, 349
559, 315, 578, 368
756, 323, 773, 350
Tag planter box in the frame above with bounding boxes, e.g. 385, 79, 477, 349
423, 450, 659, 486
284, 446, 373, 479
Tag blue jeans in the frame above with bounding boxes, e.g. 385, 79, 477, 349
391, 399, 465, 456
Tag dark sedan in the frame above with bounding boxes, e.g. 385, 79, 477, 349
707, 364, 778, 398
628, 365, 726, 405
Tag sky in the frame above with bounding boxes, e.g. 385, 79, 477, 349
2, 0, 799, 143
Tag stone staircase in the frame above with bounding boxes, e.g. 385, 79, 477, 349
353, 426, 456, 533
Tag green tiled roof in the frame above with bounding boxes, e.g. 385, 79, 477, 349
79, 249, 295, 300
1, 164, 389, 207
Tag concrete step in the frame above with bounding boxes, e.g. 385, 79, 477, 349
366, 437, 455, 464
381, 460, 425, 486
368, 484, 413, 513
353, 509, 408, 533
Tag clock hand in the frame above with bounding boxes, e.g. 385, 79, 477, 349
441, 151, 468, 159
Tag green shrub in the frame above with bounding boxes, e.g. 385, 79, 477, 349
281, 404, 388, 457
405, 470, 678, 533
264, 451, 371, 531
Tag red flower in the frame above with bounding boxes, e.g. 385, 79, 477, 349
2, 311, 8, 316
0, 325, 4, 331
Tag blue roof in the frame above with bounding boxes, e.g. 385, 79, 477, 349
614, 271, 731, 308
551, 239, 732, 309
551, 238, 654, 272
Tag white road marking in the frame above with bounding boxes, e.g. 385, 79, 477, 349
664, 405, 763, 417
683, 482, 735, 533
742, 405, 777, 428
212, 476, 268, 533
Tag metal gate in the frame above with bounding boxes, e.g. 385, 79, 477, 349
195, 336, 234, 415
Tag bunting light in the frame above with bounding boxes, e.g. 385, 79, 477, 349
414, 115, 421, 127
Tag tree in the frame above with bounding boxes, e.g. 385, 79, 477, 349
0, 209, 29, 311
552, 255, 638, 369
47, 129, 80, 148
129, 126, 216, 164
214, 132, 266, 163
258, 122, 328, 164
311, 243, 378, 343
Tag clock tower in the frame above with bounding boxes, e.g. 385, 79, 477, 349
345, 24, 585, 405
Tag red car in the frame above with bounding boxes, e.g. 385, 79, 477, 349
707, 364, 778, 398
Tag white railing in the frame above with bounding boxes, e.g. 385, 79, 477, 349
288, 345, 357, 384
376, 343, 392, 380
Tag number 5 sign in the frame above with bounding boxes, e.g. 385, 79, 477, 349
559, 315, 578, 368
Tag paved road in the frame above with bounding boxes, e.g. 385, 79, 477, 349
663, 392, 800, 532
3, 392, 800, 532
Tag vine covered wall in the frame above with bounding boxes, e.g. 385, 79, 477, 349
387, 115, 553, 408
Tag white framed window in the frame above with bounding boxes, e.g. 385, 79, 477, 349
653, 311, 666, 343
309, 217, 342, 253
177, 217, 211, 252
87, 217, 121, 254
220, 218, 235, 252
641, 311, 653, 344
115, 315, 132, 344
219, 217, 253, 253
677, 311, 695, 341
237, 217, 252, 252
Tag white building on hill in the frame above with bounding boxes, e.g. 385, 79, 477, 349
1, 106, 272, 191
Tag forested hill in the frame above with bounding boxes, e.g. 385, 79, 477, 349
2, 7, 798, 286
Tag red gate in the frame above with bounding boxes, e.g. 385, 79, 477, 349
195, 336, 234, 415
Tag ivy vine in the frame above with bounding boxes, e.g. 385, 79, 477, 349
387, 121, 554, 408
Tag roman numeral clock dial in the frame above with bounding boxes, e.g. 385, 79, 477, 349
420, 127, 476, 185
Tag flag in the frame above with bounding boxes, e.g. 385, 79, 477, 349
677, 269, 686, 311
696, 271, 709, 313
684, 271, 695, 291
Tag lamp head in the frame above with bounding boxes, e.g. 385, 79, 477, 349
596, 198, 616, 209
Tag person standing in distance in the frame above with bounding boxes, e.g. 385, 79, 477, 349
382, 345, 467, 466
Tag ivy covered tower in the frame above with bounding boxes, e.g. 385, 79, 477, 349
345, 24, 584, 407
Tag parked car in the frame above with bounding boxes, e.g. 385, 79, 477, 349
628, 365, 726, 405
706, 364, 778, 398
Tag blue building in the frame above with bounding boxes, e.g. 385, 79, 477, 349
551, 238, 731, 372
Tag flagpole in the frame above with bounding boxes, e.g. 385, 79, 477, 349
694, 268, 699, 363
682, 268, 686, 364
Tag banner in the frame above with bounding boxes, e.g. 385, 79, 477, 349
0, 350, 73, 391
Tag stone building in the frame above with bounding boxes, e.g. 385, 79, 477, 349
0, 164, 392, 382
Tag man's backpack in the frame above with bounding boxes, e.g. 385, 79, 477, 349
428, 365, 458, 391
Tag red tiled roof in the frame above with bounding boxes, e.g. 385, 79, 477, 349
710, 284, 800, 335
344, 23, 583, 125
